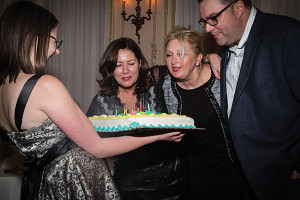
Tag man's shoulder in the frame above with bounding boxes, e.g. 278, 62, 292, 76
258, 10, 300, 30
251, 9, 300, 42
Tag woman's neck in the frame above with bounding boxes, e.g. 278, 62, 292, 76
176, 67, 204, 90
177, 64, 211, 90
118, 87, 137, 110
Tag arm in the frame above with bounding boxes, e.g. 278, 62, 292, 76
204, 53, 221, 80
37, 75, 183, 158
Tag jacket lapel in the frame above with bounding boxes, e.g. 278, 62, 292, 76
229, 10, 264, 118
220, 50, 230, 121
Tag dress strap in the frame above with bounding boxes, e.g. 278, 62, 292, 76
15, 74, 42, 131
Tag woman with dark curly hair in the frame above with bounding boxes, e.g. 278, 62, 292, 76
87, 37, 186, 200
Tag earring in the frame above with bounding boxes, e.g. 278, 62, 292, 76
112, 78, 116, 88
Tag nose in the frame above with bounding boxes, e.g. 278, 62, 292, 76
171, 55, 179, 65
122, 64, 129, 74
205, 23, 214, 33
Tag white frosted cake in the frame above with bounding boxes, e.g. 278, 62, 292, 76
89, 111, 195, 132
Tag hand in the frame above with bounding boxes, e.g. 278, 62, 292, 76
206, 53, 221, 80
156, 131, 184, 142
291, 170, 300, 179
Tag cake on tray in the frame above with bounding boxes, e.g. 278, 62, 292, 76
88, 111, 195, 132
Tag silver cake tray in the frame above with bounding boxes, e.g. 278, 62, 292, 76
97, 127, 206, 138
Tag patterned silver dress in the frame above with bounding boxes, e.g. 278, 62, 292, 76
6, 75, 120, 200
7, 119, 120, 200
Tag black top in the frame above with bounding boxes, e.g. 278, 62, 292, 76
177, 82, 240, 200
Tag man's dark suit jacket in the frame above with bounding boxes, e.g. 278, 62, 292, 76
220, 9, 300, 200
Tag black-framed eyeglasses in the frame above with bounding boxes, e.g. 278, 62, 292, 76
198, 0, 238, 28
50, 36, 63, 49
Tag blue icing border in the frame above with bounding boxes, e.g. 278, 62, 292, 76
95, 122, 195, 132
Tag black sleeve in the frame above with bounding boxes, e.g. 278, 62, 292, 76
86, 95, 102, 117
150, 65, 169, 113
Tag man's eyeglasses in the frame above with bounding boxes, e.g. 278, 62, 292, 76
198, 0, 238, 28
50, 36, 63, 49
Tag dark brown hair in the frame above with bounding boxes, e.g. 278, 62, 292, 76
0, 1, 58, 85
98, 37, 153, 96
197, 0, 252, 8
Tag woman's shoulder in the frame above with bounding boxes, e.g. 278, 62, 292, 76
91, 88, 114, 100
32, 75, 74, 110
38, 74, 63, 87
35, 75, 71, 96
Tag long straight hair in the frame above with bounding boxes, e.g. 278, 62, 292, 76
0, 1, 58, 85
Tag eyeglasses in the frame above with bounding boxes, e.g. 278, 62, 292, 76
198, 0, 238, 28
50, 36, 63, 49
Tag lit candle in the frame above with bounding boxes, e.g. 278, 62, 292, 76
149, 0, 151, 9
140, 101, 142, 111
115, 110, 118, 117
122, 0, 125, 12
133, 104, 136, 111
147, 104, 150, 111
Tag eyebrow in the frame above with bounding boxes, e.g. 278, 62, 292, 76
204, 11, 219, 19
117, 59, 137, 62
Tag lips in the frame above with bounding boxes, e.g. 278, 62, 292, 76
122, 76, 131, 81
212, 33, 220, 39
172, 66, 181, 73
212, 31, 221, 39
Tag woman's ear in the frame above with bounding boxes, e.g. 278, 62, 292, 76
196, 53, 203, 66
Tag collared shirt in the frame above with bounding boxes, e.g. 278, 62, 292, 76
226, 7, 257, 117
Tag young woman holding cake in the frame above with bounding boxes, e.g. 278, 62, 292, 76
151, 27, 242, 200
87, 37, 186, 200
0, 2, 184, 199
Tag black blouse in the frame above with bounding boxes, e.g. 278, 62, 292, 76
177, 82, 241, 200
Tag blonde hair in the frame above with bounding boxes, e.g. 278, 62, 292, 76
165, 26, 203, 61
